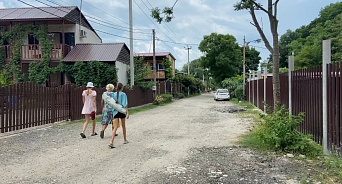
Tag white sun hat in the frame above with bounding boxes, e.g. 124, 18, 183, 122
86, 82, 94, 88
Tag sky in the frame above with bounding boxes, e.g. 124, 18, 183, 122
1, 0, 341, 70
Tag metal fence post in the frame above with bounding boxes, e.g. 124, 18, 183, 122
323, 40, 331, 155
257, 71, 260, 109
264, 66, 267, 113
288, 54, 294, 115
252, 70, 255, 106
249, 73, 251, 103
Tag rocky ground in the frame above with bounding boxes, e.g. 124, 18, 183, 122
0, 93, 315, 184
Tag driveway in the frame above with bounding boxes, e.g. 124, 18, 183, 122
0, 93, 310, 184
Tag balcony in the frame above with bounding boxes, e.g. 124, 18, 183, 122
4, 44, 71, 61
146, 71, 166, 80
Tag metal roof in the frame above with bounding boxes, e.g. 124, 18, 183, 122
0, 6, 75, 20
134, 52, 176, 60
63, 43, 129, 62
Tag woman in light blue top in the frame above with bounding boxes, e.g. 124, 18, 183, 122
109, 83, 129, 148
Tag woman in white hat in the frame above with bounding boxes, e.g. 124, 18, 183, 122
80, 82, 97, 138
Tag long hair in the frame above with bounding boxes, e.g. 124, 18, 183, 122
86, 87, 92, 96
116, 83, 123, 104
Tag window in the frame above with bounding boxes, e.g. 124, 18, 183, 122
150, 63, 154, 70
28, 34, 39, 44
158, 63, 164, 70
65, 33, 75, 46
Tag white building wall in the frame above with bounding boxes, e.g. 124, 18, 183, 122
74, 24, 102, 44
116, 61, 129, 86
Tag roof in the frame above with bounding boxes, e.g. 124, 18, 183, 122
0, 6, 100, 41
134, 52, 176, 60
0, 6, 74, 20
63, 43, 130, 63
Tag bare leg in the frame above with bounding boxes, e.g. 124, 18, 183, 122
92, 119, 96, 134
121, 118, 127, 142
110, 119, 119, 145
82, 114, 90, 133
102, 124, 108, 131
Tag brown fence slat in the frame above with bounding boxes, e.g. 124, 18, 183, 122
0, 84, 4, 133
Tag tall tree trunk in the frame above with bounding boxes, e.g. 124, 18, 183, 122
271, 18, 281, 108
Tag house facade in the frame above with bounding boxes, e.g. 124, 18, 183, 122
134, 52, 176, 81
63, 43, 130, 85
0, 6, 130, 86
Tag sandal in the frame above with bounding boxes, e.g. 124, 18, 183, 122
100, 130, 104, 139
108, 144, 116, 148
123, 141, 129, 144
91, 132, 98, 136
80, 133, 86, 138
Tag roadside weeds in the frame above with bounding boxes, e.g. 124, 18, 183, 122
231, 98, 342, 184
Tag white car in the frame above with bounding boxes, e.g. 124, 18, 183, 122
214, 89, 230, 101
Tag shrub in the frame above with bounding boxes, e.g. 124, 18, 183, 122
173, 92, 185, 99
160, 94, 172, 102
234, 87, 244, 101
153, 94, 173, 105
256, 104, 321, 157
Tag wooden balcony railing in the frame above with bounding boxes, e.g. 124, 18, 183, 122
4, 44, 71, 60
145, 71, 166, 79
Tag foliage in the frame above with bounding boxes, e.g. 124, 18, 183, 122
153, 94, 173, 105
172, 74, 204, 95
127, 57, 155, 89
279, 2, 342, 68
172, 92, 185, 99
221, 75, 243, 99
162, 58, 173, 80
181, 58, 205, 79
55, 60, 117, 87
0, 67, 13, 86
28, 24, 53, 84
256, 104, 321, 157
151, 1, 178, 24
199, 33, 242, 83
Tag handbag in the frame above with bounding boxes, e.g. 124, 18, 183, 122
91, 111, 96, 120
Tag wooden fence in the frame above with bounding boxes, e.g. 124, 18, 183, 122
0, 82, 182, 133
246, 64, 341, 155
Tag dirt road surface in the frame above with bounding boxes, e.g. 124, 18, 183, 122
0, 94, 310, 184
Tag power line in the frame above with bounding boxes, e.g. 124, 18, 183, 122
36, 0, 150, 35
43, 0, 149, 31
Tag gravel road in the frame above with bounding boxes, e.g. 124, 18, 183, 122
0, 93, 311, 184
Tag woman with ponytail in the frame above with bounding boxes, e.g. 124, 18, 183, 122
108, 82, 129, 148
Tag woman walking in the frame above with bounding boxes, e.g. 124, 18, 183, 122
80, 82, 97, 138
108, 83, 129, 148
100, 84, 116, 139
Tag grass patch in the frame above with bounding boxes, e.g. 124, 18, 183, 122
185, 93, 201, 98
129, 104, 158, 115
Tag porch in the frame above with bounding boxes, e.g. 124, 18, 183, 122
4, 44, 71, 61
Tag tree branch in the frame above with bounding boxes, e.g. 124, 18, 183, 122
274, 0, 280, 17
249, 6, 273, 53
249, 0, 271, 16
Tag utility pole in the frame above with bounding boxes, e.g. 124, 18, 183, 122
185, 46, 191, 75
129, 0, 134, 87
153, 29, 156, 85
243, 36, 246, 99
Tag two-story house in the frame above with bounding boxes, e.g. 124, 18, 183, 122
0, 6, 130, 85
134, 52, 176, 81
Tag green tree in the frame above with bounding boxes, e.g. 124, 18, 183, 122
198, 33, 242, 83
181, 58, 204, 79
244, 46, 261, 73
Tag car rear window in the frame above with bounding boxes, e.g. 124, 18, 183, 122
218, 89, 228, 93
